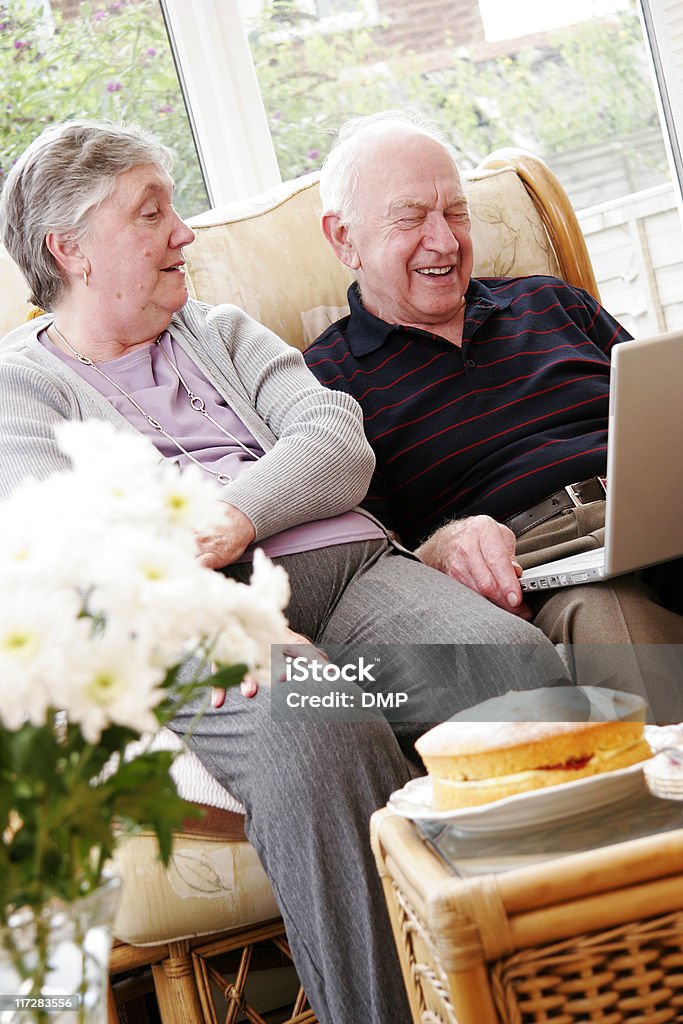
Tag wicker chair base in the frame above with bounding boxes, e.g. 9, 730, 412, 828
109, 918, 317, 1024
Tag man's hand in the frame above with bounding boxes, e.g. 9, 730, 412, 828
416, 516, 532, 619
196, 503, 256, 570
211, 628, 329, 707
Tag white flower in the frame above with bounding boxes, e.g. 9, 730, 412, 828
0, 476, 79, 585
208, 617, 260, 669
153, 460, 227, 536
54, 421, 182, 539
249, 548, 291, 609
0, 421, 299, 923
83, 527, 215, 659
58, 627, 167, 743
56, 419, 160, 477
0, 421, 292, 737
0, 587, 88, 728
201, 551, 291, 681
55, 421, 225, 542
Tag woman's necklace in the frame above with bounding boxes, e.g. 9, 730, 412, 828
50, 324, 261, 485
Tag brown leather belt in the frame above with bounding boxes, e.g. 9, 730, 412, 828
504, 477, 607, 538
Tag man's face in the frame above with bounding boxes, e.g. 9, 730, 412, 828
345, 133, 474, 333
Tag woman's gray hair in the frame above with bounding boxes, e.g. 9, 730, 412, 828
0, 119, 174, 310
319, 110, 460, 226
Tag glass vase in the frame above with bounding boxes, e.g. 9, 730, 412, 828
0, 877, 121, 1024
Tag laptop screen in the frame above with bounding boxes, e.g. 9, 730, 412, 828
605, 328, 683, 575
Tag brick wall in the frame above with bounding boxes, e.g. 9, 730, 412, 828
51, 0, 145, 20
375, 0, 484, 54
53, 0, 81, 18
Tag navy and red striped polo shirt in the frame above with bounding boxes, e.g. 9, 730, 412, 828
304, 277, 630, 549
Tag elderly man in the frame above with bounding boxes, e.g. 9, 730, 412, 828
305, 111, 683, 720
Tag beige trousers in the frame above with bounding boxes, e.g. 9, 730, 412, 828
515, 502, 683, 722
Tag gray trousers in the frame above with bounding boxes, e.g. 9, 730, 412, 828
170, 540, 569, 1024
516, 502, 683, 722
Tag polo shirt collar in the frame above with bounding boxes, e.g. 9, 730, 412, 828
466, 277, 514, 311
344, 278, 514, 356
345, 283, 394, 356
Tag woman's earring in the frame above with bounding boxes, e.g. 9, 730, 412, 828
82, 267, 89, 288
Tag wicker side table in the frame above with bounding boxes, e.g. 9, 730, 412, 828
371, 807, 683, 1024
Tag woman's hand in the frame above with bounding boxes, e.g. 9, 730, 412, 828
196, 503, 256, 569
211, 628, 329, 707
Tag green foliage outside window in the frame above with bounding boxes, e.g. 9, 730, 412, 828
244, 0, 429, 180
0, 0, 666, 217
247, 1, 664, 186
423, 14, 662, 168
0, 0, 208, 217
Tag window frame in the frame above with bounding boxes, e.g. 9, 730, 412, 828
638, 0, 683, 219
160, 0, 281, 206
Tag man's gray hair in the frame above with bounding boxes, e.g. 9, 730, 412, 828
319, 110, 461, 226
0, 119, 173, 310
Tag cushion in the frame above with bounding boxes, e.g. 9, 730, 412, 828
467, 166, 560, 279
149, 726, 246, 814
112, 732, 272, 947
0, 243, 34, 341
112, 829, 278, 944
185, 172, 354, 350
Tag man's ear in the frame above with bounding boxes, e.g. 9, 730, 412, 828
45, 231, 88, 278
321, 212, 361, 271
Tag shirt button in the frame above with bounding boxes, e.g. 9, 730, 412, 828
465, 358, 476, 368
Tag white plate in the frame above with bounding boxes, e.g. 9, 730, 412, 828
388, 724, 675, 832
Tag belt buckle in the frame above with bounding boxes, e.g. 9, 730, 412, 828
565, 476, 607, 506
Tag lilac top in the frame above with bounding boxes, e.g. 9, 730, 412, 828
41, 330, 383, 562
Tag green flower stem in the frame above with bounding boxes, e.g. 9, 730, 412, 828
32, 915, 51, 1024
31, 805, 49, 912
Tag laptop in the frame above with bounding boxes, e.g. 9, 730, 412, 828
520, 328, 683, 592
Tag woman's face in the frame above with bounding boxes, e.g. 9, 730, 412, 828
79, 163, 196, 340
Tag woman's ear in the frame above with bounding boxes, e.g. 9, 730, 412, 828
45, 231, 88, 278
321, 212, 361, 271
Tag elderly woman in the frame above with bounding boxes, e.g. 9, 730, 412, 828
0, 120, 571, 1024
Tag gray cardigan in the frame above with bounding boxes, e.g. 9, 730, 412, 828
0, 299, 376, 541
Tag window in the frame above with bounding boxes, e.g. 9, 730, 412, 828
301, 0, 377, 30
314, 0, 367, 16
0, 0, 208, 216
233, 0, 683, 334
4, 0, 683, 335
